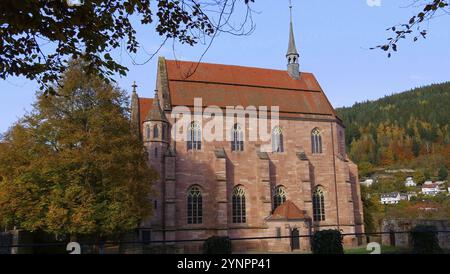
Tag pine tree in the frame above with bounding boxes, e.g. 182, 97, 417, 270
438, 166, 448, 181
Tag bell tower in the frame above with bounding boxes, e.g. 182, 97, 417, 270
286, 0, 300, 79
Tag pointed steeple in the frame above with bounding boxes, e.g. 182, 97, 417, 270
130, 81, 140, 135
286, 0, 300, 79
145, 90, 168, 122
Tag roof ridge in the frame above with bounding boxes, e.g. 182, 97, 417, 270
165, 59, 314, 75
167, 78, 322, 92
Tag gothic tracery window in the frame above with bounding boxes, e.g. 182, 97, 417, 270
311, 128, 322, 154
272, 126, 284, 153
187, 121, 201, 150
232, 186, 246, 223
273, 186, 287, 211
313, 187, 325, 222
187, 185, 203, 224
231, 123, 244, 151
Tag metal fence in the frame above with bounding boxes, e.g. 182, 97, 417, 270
0, 230, 449, 254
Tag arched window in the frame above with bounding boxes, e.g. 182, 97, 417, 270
272, 126, 284, 153
146, 125, 151, 140
273, 186, 287, 211
153, 125, 159, 138
187, 186, 202, 224
311, 128, 322, 154
187, 121, 201, 150
313, 187, 325, 221
162, 124, 166, 140
232, 186, 246, 223
231, 123, 244, 151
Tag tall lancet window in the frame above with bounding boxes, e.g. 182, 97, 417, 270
162, 124, 166, 140
272, 126, 284, 153
273, 186, 287, 211
187, 121, 201, 151
313, 187, 325, 222
232, 186, 246, 223
153, 125, 159, 138
311, 128, 322, 154
187, 186, 202, 224
146, 125, 151, 140
231, 123, 244, 151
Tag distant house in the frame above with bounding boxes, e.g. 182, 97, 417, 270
399, 193, 408, 201
400, 192, 417, 201
421, 183, 440, 196
423, 180, 434, 186
380, 192, 401, 204
360, 179, 374, 187
404, 177, 416, 187
66, 0, 85, 7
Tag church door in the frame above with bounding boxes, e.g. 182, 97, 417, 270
291, 228, 300, 250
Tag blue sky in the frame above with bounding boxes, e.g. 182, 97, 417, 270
1, 0, 450, 133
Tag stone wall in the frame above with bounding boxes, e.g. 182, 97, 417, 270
381, 219, 450, 249
0, 232, 12, 254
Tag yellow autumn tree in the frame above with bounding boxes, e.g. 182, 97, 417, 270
0, 60, 156, 240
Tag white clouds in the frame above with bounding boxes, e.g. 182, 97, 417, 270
367, 0, 382, 7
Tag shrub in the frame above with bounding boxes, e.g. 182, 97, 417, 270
410, 225, 442, 254
311, 230, 344, 254
203, 236, 232, 254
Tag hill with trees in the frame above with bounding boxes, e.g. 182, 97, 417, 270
337, 82, 450, 180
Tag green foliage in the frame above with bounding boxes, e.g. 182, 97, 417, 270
371, 177, 407, 194
0, 0, 254, 93
358, 162, 375, 178
337, 82, 450, 170
410, 225, 442, 254
438, 166, 448, 180
203, 236, 232, 254
311, 230, 344, 254
413, 170, 426, 185
361, 187, 377, 233
0, 60, 157, 238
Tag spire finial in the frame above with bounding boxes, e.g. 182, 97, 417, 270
132, 81, 137, 93
289, 0, 293, 23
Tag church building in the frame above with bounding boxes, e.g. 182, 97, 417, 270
130, 6, 364, 253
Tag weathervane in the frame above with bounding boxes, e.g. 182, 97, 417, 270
289, 0, 293, 21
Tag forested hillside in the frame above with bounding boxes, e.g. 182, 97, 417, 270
337, 82, 450, 178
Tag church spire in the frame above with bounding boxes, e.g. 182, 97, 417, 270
130, 81, 141, 136
286, 0, 300, 79
145, 89, 168, 122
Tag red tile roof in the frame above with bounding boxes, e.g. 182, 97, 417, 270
268, 200, 309, 220
138, 58, 340, 128
164, 59, 337, 117
138, 98, 153, 133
